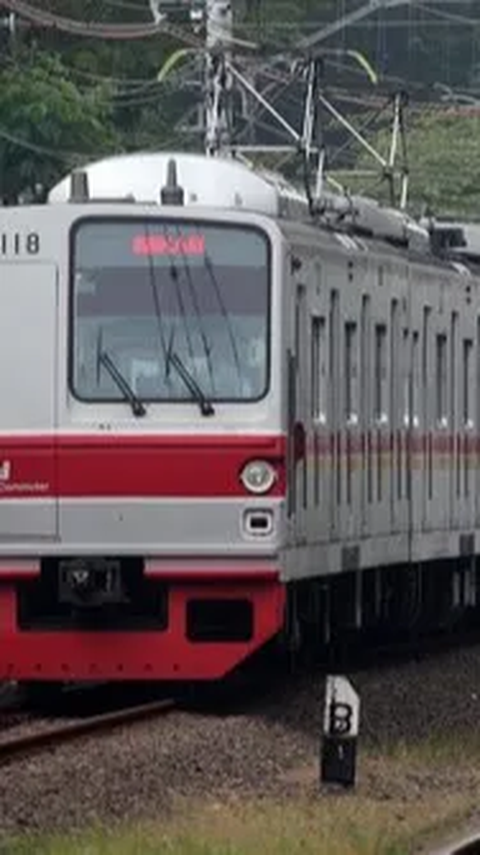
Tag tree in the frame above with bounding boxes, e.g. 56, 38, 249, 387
0, 52, 119, 203
343, 110, 480, 219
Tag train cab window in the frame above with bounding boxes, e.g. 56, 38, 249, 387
463, 339, 473, 427
436, 334, 448, 427
311, 316, 326, 423
344, 321, 358, 425
373, 323, 387, 423
70, 220, 270, 404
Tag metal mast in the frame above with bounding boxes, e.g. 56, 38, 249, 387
205, 0, 233, 154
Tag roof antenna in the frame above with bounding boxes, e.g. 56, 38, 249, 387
69, 169, 89, 203
160, 158, 184, 206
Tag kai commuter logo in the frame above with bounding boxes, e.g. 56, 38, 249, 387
0, 460, 49, 494
0, 461, 11, 482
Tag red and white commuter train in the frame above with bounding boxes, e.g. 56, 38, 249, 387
0, 151, 479, 687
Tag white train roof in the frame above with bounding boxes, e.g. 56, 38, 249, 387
48, 149, 431, 253
48, 151, 309, 219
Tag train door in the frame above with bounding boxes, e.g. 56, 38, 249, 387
409, 270, 451, 536
0, 263, 59, 539
337, 269, 364, 542
455, 285, 476, 532
475, 318, 480, 530
449, 308, 461, 530
328, 285, 340, 540
359, 292, 371, 538
425, 275, 450, 532
289, 281, 308, 545
366, 259, 393, 540
389, 266, 410, 536
408, 276, 437, 536
309, 260, 330, 543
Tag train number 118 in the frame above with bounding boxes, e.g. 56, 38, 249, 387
0, 233, 40, 256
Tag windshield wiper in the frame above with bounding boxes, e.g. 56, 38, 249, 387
166, 348, 215, 417
98, 349, 147, 418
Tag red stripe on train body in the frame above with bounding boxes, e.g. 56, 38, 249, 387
0, 435, 286, 499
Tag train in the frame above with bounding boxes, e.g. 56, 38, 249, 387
1, 149, 480, 690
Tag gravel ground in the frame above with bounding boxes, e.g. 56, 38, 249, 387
2, 643, 480, 835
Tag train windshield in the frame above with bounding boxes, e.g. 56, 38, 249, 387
70, 220, 270, 404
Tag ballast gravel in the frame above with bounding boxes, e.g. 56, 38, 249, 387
2, 642, 480, 834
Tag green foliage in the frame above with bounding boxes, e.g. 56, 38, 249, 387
0, 52, 119, 202
0, 0, 479, 211
349, 112, 480, 219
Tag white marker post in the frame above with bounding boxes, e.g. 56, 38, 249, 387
321, 675, 360, 788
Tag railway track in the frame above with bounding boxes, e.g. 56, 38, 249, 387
0, 697, 174, 765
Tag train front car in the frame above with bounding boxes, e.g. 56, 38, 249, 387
0, 153, 288, 684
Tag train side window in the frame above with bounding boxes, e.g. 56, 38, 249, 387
311, 316, 326, 424
345, 321, 358, 425
436, 333, 448, 427
373, 323, 387, 423
463, 338, 473, 427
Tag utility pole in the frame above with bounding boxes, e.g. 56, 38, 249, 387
148, 0, 233, 154
204, 0, 233, 155
0, 11, 16, 53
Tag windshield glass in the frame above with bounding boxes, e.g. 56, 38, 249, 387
71, 220, 270, 403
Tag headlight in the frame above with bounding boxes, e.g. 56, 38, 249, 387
240, 460, 277, 495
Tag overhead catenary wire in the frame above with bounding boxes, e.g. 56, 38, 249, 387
0, 0, 200, 44
0, 0, 477, 198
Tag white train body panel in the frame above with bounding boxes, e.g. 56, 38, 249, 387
0, 202, 284, 560
0, 150, 479, 681
0, 189, 478, 573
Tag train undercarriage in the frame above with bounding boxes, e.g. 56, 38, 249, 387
1, 553, 479, 694
286, 556, 480, 657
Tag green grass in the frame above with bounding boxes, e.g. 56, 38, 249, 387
0, 793, 466, 855
5, 735, 480, 855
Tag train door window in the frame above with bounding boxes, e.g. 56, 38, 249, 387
463, 339, 473, 427
390, 301, 399, 427
373, 323, 387, 423
422, 308, 431, 422
344, 321, 358, 425
311, 316, 326, 424
463, 338, 473, 497
405, 331, 420, 501
411, 331, 420, 429
436, 333, 448, 427
402, 329, 410, 427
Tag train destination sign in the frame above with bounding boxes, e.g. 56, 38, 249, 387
132, 233, 206, 256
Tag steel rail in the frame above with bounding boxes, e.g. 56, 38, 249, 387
0, 698, 175, 764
